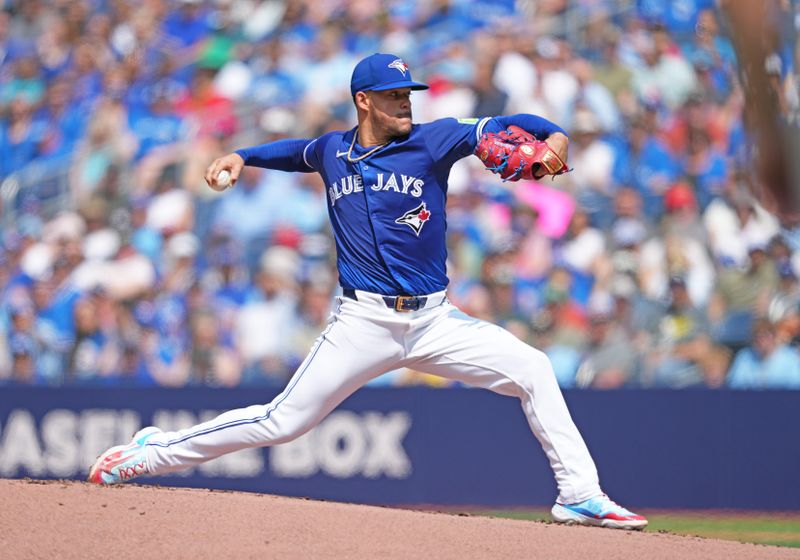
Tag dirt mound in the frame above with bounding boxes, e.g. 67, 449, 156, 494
1, 479, 797, 560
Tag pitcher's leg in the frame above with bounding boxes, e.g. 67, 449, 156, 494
409, 305, 600, 504
145, 309, 404, 475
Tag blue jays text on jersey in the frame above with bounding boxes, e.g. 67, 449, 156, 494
235, 114, 565, 296
327, 172, 425, 205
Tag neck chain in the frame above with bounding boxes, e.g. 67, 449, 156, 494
346, 127, 387, 162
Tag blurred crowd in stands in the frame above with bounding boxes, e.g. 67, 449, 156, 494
1, 0, 800, 389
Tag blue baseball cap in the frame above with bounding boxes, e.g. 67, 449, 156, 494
350, 53, 429, 96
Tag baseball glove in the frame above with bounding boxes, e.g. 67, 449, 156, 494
475, 125, 569, 182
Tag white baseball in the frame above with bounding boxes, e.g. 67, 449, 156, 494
212, 169, 232, 191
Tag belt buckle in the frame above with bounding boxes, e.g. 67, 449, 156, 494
394, 296, 418, 312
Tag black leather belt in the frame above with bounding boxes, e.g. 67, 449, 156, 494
343, 289, 429, 312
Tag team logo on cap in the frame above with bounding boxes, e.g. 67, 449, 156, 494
395, 202, 431, 235
388, 59, 409, 76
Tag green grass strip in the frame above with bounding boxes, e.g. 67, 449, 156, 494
476, 509, 800, 548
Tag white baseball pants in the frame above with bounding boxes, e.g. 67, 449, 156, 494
144, 291, 601, 504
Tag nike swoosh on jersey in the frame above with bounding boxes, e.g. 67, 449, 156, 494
336, 150, 349, 157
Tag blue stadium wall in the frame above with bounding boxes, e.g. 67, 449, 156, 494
0, 387, 798, 510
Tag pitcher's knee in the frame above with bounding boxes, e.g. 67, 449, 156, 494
258, 409, 321, 445
513, 348, 558, 395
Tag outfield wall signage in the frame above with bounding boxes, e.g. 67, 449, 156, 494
0, 387, 797, 510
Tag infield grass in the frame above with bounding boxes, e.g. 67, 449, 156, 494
478, 509, 800, 548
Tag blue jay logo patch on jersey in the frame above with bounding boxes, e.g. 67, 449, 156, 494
395, 202, 431, 235
388, 59, 409, 76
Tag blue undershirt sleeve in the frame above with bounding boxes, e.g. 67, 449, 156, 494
235, 138, 318, 173
485, 114, 567, 139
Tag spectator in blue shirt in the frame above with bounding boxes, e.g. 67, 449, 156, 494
682, 127, 727, 210
613, 113, 679, 220
128, 88, 187, 161
67, 295, 119, 383
7, 301, 38, 384
34, 78, 87, 161
638, 0, 714, 43
727, 318, 800, 389
0, 54, 45, 107
162, 0, 212, 48
243, 39, 305, 108
0, 97, 46, 176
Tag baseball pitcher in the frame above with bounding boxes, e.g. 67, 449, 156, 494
89, 53, 646, 530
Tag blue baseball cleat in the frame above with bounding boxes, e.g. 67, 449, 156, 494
551, 494, 648, 530
88, 427, 161, 485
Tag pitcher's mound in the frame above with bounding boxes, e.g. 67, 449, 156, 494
1, 479, 796, 560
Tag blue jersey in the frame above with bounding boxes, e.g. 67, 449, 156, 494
236, 114, 564, 296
